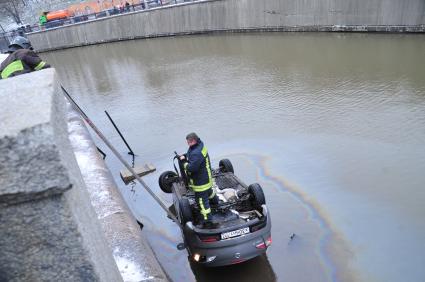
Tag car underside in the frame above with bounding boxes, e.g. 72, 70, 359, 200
159, 157, 272, 266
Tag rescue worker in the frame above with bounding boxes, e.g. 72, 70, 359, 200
180, 133, 219, 228
0, 36, 50, 80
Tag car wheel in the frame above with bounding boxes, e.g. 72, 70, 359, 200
248, 183, 266, 209
219, 159, 234, 173
158, 171, 177, 193
179, 198, 193, 225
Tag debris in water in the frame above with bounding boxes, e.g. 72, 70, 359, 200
136, 220, 144, 230
288, 233, 296, 244
177, 243, 186, 250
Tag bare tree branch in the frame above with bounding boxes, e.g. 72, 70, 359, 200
0, 0, 23, 25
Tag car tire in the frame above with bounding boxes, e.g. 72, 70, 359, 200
179, 198, 193, 225
158, 171, 177, 193
248, 183, 266, 209
219, 159, 234, 173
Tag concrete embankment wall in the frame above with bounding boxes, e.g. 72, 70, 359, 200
67, 100, 168, 281
0, 69, 167, 281
28, 0, 425, 52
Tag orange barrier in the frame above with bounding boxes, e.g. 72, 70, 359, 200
40, 0, 141, 23
46, 10, 72, 21
68, 0, 140, 16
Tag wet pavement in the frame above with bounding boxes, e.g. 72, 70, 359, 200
44, 32, 425, 281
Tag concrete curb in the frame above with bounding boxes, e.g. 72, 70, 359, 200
66, 100, 168, 281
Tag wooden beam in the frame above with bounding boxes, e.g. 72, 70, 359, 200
120, 163, 156, 185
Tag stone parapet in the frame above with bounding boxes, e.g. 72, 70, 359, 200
0, 69, 122, 281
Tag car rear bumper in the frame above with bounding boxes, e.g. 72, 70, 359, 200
184, 206, 272, 267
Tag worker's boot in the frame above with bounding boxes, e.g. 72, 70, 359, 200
209, 194, 219, 206
201, 213, 219, 229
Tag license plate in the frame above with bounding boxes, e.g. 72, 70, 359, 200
221, 227, 250, 240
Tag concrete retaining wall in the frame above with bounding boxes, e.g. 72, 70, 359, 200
0, 69, 167, 281
0, 69, 122, 281
27, 0, 425, 52
67, 101, 168, 281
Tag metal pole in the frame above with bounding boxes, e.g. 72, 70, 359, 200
104, 110, 135, 156
60, 86, 182, 230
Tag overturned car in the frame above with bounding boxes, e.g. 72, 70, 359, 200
158, 154, 272, 267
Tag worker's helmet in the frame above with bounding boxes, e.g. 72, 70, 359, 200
8, 36, 32, 53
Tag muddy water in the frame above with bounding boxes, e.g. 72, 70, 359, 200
44, 33, 425, 282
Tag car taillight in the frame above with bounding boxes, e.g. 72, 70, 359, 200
202, 237, 218, 242
193, 254, 215, 263
199, 234, 220, 243
265, 236, 272, 246
255, 236, 272, 249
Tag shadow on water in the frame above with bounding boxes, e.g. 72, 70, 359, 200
190, 254, 276, 282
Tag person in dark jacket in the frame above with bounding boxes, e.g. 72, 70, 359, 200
180, 132, 219, 228
0, 36, 50, 79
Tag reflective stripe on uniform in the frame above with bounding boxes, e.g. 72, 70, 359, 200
198, 197, 211, 220
190, 182, 212, 192
189, 146, 213, 192
209, 189, 216, 199
183, 162, 189, 174
183, 162, 194, 186
1, 60, 24, 79
202, 146, 213, 185
34, 61, 46, 71
201, 146, 208, 157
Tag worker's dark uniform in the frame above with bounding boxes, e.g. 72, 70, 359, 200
183, 139, 218, 222
0, 49, 49, 79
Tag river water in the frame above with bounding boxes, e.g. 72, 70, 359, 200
44, 33, 425, 282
